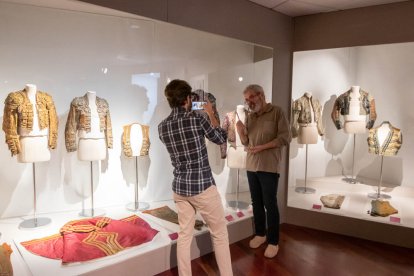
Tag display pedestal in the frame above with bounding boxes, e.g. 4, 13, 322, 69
19, 163, 51, 229
126, 156, 149, 211
342, 134, 358, 184
227, 169, 249, 210
295, 144, 316, 194
368, 156, 392, 199
79, 161, 105, 217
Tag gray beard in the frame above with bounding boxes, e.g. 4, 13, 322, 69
251, 102, 262, 113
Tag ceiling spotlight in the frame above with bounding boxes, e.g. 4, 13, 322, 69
101, 68, 108, 74
238, 77, 243, 82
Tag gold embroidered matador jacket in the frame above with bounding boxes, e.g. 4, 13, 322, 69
291, 95, 324, 138
65, 94, 113, 152
331, 89, 377, 130
2, 90, 58, 156
122, 123, 150, 157
367, 122, 402, 156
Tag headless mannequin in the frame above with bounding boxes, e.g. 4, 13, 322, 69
344, 86, 366, 134
77, 91, 106, 161
298, 92, 318, 144
18, 84, 51, 163
129, 124, 144, 156
227, 105, 247, 169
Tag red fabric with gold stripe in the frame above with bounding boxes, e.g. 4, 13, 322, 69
21, 215, 158, 263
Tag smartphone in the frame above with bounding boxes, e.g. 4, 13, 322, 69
191, 101, 206, 110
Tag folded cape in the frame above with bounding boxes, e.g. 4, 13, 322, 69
21, 215, 158, 263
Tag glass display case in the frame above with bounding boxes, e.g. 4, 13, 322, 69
0, 0, 273, 219
288, 42, 414, 228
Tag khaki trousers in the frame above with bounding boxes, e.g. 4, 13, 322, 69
173, 185, 233, 276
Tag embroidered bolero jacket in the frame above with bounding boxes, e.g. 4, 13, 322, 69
220, 109, 248, 158
367, 122, 402, 156
65, 94, 113, 152
331, 89, 377, 130
122, 123, 150, 157
2, 90, 58, 156
291, 95, 324, 138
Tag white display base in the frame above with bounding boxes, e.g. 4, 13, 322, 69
295, 186, 316, 194
19, 217, 52, 229
288, 176, 412, 228
227, 200, 250, 210
125, 202, 150, 212
79, 208, 106, 218
0, 198, 253, 276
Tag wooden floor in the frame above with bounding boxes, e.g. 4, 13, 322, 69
157, 223, 414, 276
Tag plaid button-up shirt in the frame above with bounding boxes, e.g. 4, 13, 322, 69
158, 107, 227, 196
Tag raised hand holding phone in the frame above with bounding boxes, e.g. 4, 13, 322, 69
202, 99, 219, 127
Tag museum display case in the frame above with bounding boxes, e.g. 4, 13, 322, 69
288, 42, 414, 229
0, 1, 272, 274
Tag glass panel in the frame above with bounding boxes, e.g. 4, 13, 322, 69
0, 1, 273, 218
289, 42, 414, 228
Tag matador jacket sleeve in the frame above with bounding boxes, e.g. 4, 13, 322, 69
65, 99, 78, 152
104, 101, 113, 149
2, 93, 21, 155
220, 113, 231, 159
291, 99, 301, 138
45, 94, 58, 150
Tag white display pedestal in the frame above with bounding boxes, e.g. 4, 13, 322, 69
288, 176, 410, 228
19, 163, 51, 229
125, 156, 150, 212
79, 161, 105, 217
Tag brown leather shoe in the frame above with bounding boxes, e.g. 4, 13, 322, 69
249, 236, 266, 249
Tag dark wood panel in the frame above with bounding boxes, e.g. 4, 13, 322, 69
157, 223, 414, 276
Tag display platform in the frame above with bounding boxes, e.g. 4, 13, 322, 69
288, 176, 414, 228
0, 198, 253, 276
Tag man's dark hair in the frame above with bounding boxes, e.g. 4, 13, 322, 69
165, 79, 192, 108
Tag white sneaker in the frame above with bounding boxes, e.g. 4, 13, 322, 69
249, 235, 266, 249
264, 244, 279, 258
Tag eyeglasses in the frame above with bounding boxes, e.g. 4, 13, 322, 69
244, 93, 259, 104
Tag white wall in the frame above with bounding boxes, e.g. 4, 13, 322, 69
0, 2, 273, 218
289, 42, 414, 190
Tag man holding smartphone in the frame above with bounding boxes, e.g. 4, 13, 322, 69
158, 79, 233, 276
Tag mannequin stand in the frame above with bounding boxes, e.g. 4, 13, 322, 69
368, 156, 391, 199
342, 134, 358, 184
79, 161, 105, 217
295, 144, 316, 194
227, 169, 249, 210
19, 163, 51, 229
126, 156, 149, 211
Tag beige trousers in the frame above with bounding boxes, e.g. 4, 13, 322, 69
173, 185, 233, 276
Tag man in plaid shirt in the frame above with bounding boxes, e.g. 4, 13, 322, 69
158, 79, 233, 276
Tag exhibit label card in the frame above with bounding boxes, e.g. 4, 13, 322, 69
236, 211, 245, 218
390, 216, 401, 223
169, 233, 179, 240
225, 215, 234, 222
312, 204, 322, 210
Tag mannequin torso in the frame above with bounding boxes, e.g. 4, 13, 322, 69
344, 86, 366, 134
78, 91, 105, 139
377, 122, 391, 148
77, 91, 106, 161
18, 84, 51, 163
130, 124, 144, 156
